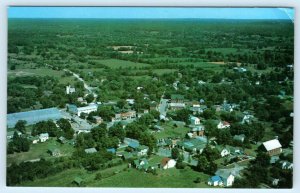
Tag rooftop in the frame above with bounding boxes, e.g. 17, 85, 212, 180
7, 107, 62, 128
263, 139, 282, 151
84, 147, 98, 154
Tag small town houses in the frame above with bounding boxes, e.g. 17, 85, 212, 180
6, 84, 293, 189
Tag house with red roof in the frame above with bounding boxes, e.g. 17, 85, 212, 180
160, 158, 176, 169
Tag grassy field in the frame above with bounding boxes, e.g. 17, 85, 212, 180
7, 138, 74, 165
8, 67, 77, 84
152, 69, 178, 75
176, 62, 224, 71
21, 164, 211, 188
205, 48, 255, 55
152, 122, 190, 139
90, 167, 211, 188
97, 59, 150, 69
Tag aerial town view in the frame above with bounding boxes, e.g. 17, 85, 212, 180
6, 7, 294, 188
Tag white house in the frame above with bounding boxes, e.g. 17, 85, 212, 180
219, 147, 230, 157
161, 158, 176, 169
242, 114, 254, 124
39, 133, 49, 142
66, 85, 76, 94
219, 172, 235, 187
77, 104, 98, 116
126, 99, 135, 105
217, 121, 230, 129
281, 161, 293, 170
169, 103, 185, 110
137, 145, 149, 156
190, 116, 200, 125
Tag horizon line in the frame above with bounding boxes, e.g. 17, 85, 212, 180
8, 17, 292, 20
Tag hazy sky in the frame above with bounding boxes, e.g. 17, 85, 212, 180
8, 7, 294, 20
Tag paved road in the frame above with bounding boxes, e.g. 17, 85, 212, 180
158, 99, 168, 116
45, 64, 98, 100
63, 69, 98, 99
60, 109, 96, 132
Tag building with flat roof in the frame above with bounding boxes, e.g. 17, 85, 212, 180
7, 108, 62, 128
77, 104, 98, 116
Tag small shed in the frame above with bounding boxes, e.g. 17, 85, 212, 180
58, 136, 67, 144
84, 148, 98, 154
233, 134, 246, 143
48, 147, 61, 157
107, 148, 116, 154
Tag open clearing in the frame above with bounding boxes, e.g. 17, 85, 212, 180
7, 138, 74, 165
8, 68, 77, 84
97, 59, 150, 69
21, 165, 211, 188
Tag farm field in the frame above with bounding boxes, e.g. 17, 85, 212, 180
8, 67, 77, 84
97, 59, 150, 69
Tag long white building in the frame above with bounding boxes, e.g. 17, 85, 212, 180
77, 104, 98, 116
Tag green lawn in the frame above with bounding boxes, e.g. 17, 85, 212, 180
152, 69, 178, 75
90, 167, 211, 188
20, 168, 89, 187
176, 62, 224, 71
97, 59, 150, 69
152, 122, 190, 139
19, 155, 211, 188
205, 48, 254, 55
148, 155, 165, 165
7, 138, 74, 165
8, 67, 77, 84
